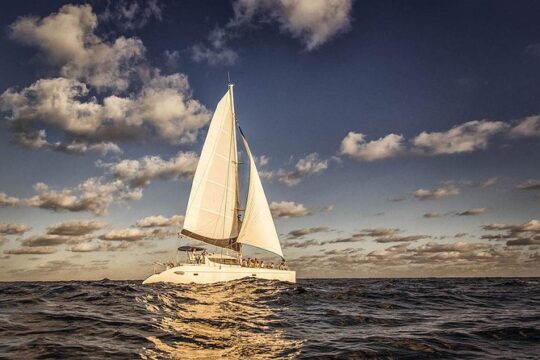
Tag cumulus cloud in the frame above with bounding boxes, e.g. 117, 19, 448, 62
482, 219, 540, 247
46, 220, 107, 236
516, 179, 540, 191
269, 201, 311, 218
283, 239, 322, 249
232, 0, 353, 51
290, 238, 532, 277
339, 132, 405, 161
412, 120, 508, 155
0, 192, 21, 207
1, 4, 211, 153
374, 234, 430, 243
457, 208, 486, 216
339, 117, 529, 163
102, 151, 198, 188
360, 228, 400, 237
0, 73, 211, 148
321, 233, 365, 245
24, 178, 134, 216
9, 4, 144, 92
356, 227, 430, 244
135, 214, 184, 228
414, 184, 460, 200
70, 240, 130, 253
276, 153, 328, 186
20, 234, 91, 247
0, 223, 31, 235
287, 226, 329, 239
14, 130, 123, 156
99, 228, 147, 242
423, 212, 441, 219
4, 246, 57, 255
510, 115, 540, 138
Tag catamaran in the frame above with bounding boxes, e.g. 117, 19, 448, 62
143, 83, 296, 284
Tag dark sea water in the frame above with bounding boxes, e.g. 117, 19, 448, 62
0, 278, 539, 359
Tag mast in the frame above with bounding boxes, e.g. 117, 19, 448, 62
228, 80, 242, 254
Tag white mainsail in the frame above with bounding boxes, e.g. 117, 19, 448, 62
181, 85, 240, 249
237, 133, 284, 258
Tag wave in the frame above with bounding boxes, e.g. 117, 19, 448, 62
0, 277, 539, 359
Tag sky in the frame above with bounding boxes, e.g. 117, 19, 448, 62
1, 0, 539, 280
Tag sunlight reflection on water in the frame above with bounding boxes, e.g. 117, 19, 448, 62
139, 280, 302, 359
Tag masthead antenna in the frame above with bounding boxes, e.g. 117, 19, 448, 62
227, 71, 231, 84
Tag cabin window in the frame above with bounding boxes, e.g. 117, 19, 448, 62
208, 257, 239, 265
252, 274, 256, 277
193, 273, 199, 276
174, 271, 184, 275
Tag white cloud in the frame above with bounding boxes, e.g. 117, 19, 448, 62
135, 215, 184, 228
0, 73, 211, 147
24, 178, 136, 215
339, 132, 405, 161
103, 151, 198, 188
511, 115, 540, 138
255, 155, 270, 167
46, 220, 107, 236
0, 193, 20, 207
70, 240, 130, 252
9, 4, 145, 92
414, 184, 460, 200
4, 246, 57, 255
21, 234, 91, 247
232, 0, 353, 50
12, 130, 123, 156
277, 152, 328, 186
1, 4, 211, 152
412, 120, 507, 155
287, 226, 329, 239
99, 228, 147, 242
482, 219, 540, 247
516, 179, 540, 190
269, 201, 311, 218
0, 223, 31, 235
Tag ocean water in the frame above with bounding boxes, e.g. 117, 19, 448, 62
0, 278, 539, 359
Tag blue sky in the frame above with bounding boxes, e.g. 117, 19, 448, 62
0, 0, 539, 280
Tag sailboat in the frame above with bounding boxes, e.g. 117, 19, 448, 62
143, 83, 296, 284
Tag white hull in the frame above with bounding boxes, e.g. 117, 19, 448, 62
143, 264, 296, 284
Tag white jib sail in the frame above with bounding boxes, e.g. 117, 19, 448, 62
182, 87, 240, 243
237, 134, 284, 258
